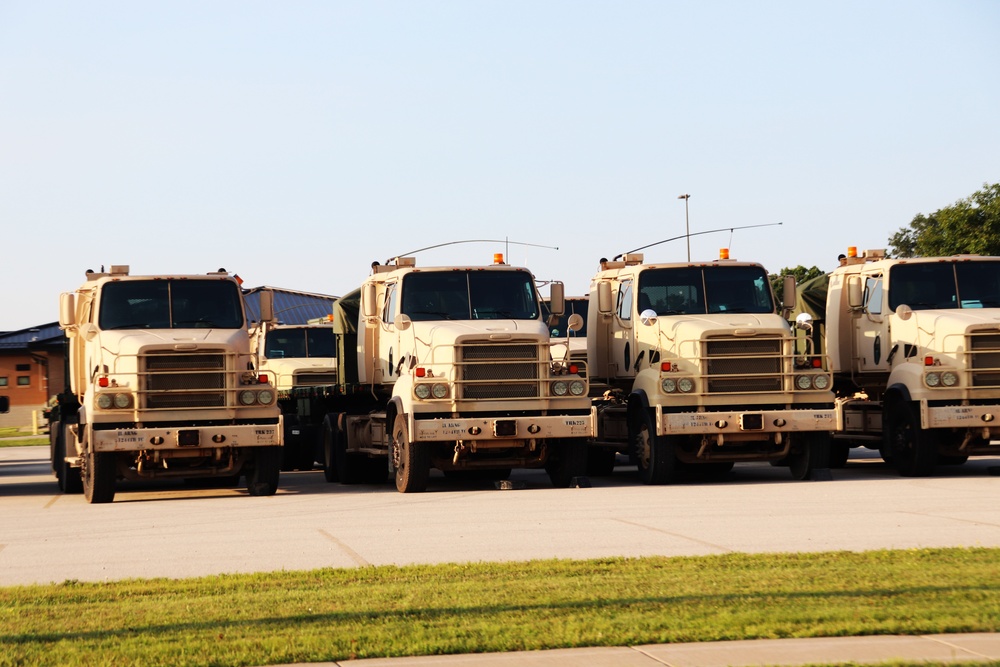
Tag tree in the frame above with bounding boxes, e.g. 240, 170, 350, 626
769, 265, 823, 303
888, 183, 1000, 258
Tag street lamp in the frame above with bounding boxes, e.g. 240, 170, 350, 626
677, 194, 691, 261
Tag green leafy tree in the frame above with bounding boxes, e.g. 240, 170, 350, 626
769, 265, 823, 303
888, 183, 1000, 258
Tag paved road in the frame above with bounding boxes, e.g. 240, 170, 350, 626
1, 445, 999, 586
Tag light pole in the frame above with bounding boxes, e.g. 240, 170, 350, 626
677, 193, 691, 261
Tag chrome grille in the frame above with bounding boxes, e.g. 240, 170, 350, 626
459, 343, 539, 399
295, 372, 338, 386
969, 333, 1000, 387
143, 352, 227, 408
704, 338, 782, 393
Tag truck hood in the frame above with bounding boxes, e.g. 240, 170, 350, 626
412, 319, 547, 344
897, 309, 1000, 353
96, 328, 246, 356
652, 313, 790, 344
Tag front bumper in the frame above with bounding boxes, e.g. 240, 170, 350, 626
411, 411, 596, 443
91, 421, 283, 452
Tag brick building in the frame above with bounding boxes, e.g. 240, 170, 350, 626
0, 323, 65, 429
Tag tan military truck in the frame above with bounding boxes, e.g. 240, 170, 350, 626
810, 248, 1000, 475
322, 254, 594, 492
50, 266, 283, 503
254, 321, 338, 471
586, 251, 837, 482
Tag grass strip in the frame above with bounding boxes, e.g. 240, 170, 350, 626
1, 547, 998, 667
0, 437, 48, 447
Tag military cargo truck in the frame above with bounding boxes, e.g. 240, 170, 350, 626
585, 251, 837, 481
50, 266, 283, 503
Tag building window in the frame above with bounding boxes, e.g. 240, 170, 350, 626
17, 376, 30, 387
0, 377, 7, 387
16, 363, 30, 371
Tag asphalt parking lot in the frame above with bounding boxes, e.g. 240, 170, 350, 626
2, 445, 1000, 587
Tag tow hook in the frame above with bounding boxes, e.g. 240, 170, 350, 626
453, 442, 468, 464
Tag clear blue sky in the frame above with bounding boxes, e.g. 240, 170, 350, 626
2, 1, 998, 331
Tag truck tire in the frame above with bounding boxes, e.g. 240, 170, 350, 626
630, 408, 676, 485
788, 431, 831, 480
247, 446, 281, 496
585, 449, 617, 477
828, 442, 851, 468
321, 415, 339, 483
546, 439, 588, 487
82, 449, 116, 504
53, 422, 82, 494
392, 414, 429, 493
885, 401, 937, 477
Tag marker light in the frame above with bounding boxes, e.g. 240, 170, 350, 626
661, 362, 672, 372
569, 364, 579, 375
812, 358, 823, 368
719, 248, 730, 260
258, 374, 269, 384
416, 367, 427, 378
98, 377, 110, 388
924, 356, 934, 366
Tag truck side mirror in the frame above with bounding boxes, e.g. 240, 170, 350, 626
362, 283, 378, 319
549, 282, 565, 317
567, 313, 584, 333
59, 293, 76, 328
597, 281, 613, 315
847, 276, 863, 310
782, 274, 797, 311
258, 289, 274, 323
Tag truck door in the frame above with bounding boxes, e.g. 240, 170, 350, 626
379, 281, 400, 383
609, 279, 635, 379
856, 272, 890, 372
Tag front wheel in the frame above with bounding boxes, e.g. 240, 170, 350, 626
885, 401, 937, 477
788, 431, 831, 480
392, 414, 429, 493
630, 407, 676, 485
545, 439, 588, 488
247, 446, 281, 496
54, 422, 82, 494
82, 449, 116, 504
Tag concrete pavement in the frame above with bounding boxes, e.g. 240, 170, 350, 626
269, 633, 1000, 666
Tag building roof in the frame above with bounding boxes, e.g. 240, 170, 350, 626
0, 323, 63, 351
243, 287, 338, 325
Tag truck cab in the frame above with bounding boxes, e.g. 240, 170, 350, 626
823, 249, 1000, 474
587, 252, 837, 483
331, 255, 595, 492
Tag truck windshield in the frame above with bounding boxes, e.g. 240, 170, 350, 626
99, 279, 245, 330
264, 327, 336, 358
889, 262, 1000, 311
400, 269, 539, 321
637, 266, 774, 315
542, 299, 589, 337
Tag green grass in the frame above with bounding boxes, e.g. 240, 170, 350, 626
1, 547, 999, 666
0, 427, 47, 447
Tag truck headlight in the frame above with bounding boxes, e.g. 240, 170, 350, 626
97, 393, 113, 409
552, 380, 568, 396
569, 380, 585, 396
113, 393, 133, 409
941, 371, 958, 387
414, 384, 431, 400
661, 378, 677, 393
240, 390, 257, 405
812, 374, 830, 390
925, 372, 941, 388
796, 375, 812, 390
678, 377, 695, 393
431, 383, 449, 399
257, 389, 275, 405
